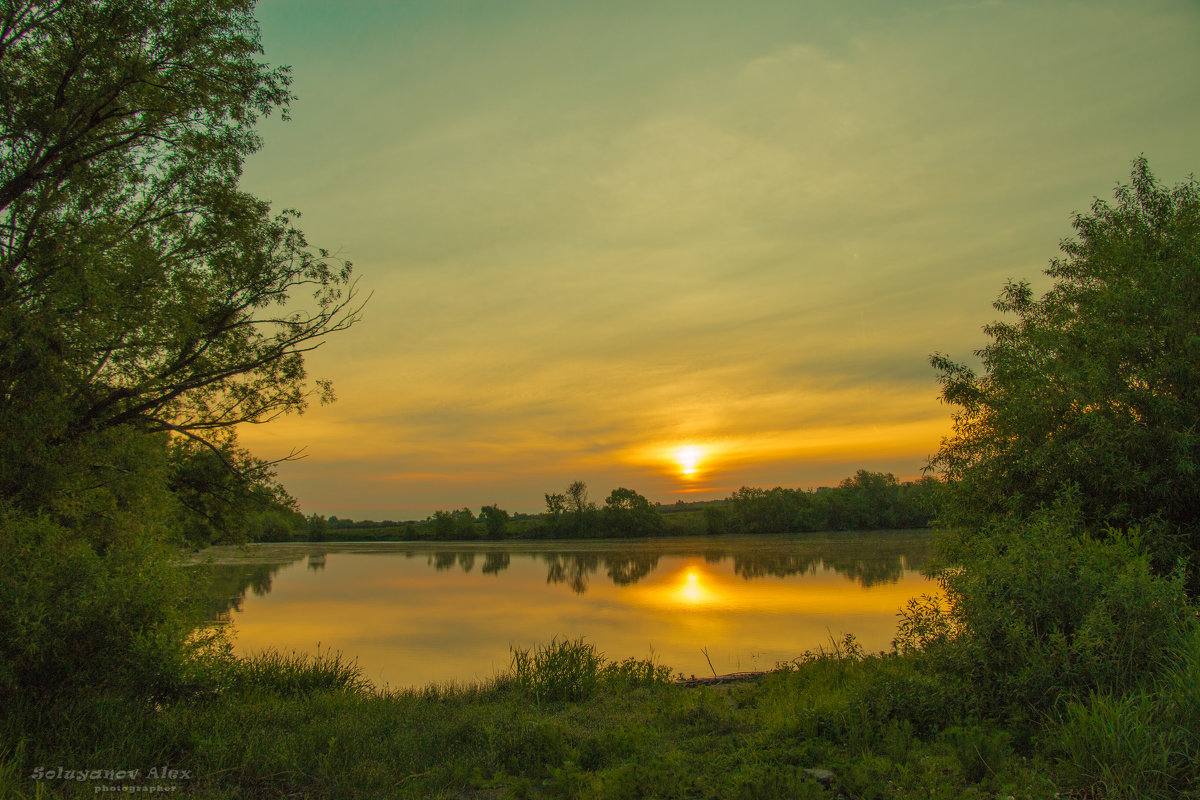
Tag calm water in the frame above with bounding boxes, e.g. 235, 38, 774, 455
190, 532, 935, 690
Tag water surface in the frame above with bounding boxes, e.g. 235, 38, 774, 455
191, 532, 935, 690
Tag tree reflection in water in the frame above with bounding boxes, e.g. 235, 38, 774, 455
481, 551, 510, 575
528, 534, 931, 594
194, 557, 306, 621
542, 552, 599, 594
193, 531, 933, 613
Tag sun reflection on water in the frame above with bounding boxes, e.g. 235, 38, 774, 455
677, 566, 717, 605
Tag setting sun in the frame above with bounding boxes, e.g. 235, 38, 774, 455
673, 445, 706, 479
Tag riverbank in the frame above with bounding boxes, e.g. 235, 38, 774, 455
1, 638, 1060, 799
7, 624, 1199, 798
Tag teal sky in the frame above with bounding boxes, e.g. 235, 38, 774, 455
237, 0, 1200, 520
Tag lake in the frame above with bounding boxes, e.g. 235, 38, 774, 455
190, 531, 936, 690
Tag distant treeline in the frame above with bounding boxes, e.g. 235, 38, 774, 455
248, 470, 942, 543
713, 471, 941, 534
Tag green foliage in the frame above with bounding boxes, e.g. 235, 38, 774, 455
768, 635, 966, 745
0, 0, 359, 718
0, 506, 199, 700
601, 487, 664, 537
0, 632, 1061, 799
480, 504, 511, 539
453, 507, 480, 538
510, 637, 605, 704
431, 507, 480, 539
598, 655, 674, 690
564, 480, 599, 537
306, 512, 329, 541
930, 157, 1200, 577
911, 160, 1200, 784
703, 504, 734, 534
0, 427, 221, 702
268, 472, 937, 542
508, 637, 671, 706
1049, 623, 1200, 799
170, 435, 303, 546
431, 508, 456, 538
544, 491, 567, 531
0, 0, 360, 516
535, 482, 602, 537
233, 648, 372, 697
720, 473, 941, 535
246, 508, 304, 542
899, 500, 1193, 725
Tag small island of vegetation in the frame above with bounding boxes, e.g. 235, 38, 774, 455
1, 3, 1197, 798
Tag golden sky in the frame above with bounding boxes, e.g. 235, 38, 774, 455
236, 0, 1200, 520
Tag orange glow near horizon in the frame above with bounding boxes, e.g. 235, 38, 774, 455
602, 417, 950, 499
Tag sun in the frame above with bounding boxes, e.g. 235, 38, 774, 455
672, 445, 706, 480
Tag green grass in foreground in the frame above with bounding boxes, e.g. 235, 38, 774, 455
3, 632, 1199, 799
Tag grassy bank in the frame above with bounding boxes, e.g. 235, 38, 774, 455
5, 630, 1198, 799
0, 639, 1030, 799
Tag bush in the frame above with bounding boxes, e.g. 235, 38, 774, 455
899, 498, 1193, 724
927, 159, 1200, 584
0, 509, 202, 701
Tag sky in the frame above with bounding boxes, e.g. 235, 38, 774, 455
235, 0, 1200, 521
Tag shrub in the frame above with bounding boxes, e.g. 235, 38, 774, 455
0, 509, 201, 701
900, 499, 1193, 724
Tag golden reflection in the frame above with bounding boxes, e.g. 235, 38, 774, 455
677, 566, 718, 605
204, 542, 940, 688
631, 558, 933, 616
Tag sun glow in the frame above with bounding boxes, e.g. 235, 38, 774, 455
672, 445, 707, 480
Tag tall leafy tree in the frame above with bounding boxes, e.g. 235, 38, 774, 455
479, 504, 510, 539
0, 0, 362, 513
929, 157, 1199, 575
0, 0, 360, 698
564, 480, 598, 536
602, 487, 662, 537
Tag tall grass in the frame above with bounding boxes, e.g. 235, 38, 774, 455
1051, 623, 1200, 799
508, 637, 671, 704
235, 646, 373, 697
